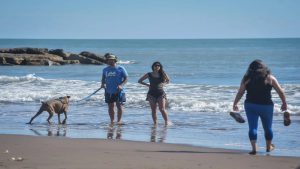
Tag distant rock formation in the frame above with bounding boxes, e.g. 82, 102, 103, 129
0, 47, 106, 66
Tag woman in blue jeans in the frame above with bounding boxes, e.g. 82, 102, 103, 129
233, 59, 287, 155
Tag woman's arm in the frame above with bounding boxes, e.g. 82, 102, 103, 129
164, 73, 170, 84
233, 79, 246, 111
138, 73, 150, 87
270, 75, 287, 111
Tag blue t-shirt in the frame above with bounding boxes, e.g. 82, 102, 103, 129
102, 66, 128, 94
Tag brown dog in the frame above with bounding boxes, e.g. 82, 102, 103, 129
27, 96, 70, 124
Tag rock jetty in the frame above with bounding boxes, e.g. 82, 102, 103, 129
0, 48, 106, 66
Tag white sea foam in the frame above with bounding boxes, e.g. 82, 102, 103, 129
1, 74, 299, 115
118, 60, 136, 64
0, 74, 44, 84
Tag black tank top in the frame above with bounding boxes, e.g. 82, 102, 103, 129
245, 80, 273, 105
148, 72, 164, 96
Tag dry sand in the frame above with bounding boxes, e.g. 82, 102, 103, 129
0, 134, 299, 169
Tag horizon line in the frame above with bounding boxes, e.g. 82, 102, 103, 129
0, 37, 300, 40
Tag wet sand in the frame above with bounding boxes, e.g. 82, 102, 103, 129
0, 134, 299, 169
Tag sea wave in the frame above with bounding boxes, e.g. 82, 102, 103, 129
118, 60, 136, 64
1, 74, 299, 115
0, 74, 44, 84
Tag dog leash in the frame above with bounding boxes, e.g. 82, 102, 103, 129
77, 87, 103, 102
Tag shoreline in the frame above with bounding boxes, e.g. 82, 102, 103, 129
1, 134, 299, 169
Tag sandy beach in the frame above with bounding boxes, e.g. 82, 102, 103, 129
0, 134, 299, 169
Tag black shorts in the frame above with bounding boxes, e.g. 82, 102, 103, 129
146, 90, 166, 103
105, 92, 126, 104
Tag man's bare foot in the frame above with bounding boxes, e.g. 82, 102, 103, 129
117, 121, 125, 125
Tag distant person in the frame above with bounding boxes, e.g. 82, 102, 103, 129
101, 53, 128, 124
232, 59, 288, 155
138, 61, 170, 125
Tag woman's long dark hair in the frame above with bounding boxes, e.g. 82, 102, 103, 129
151, 61, 168, 82
243, 59, 271, 83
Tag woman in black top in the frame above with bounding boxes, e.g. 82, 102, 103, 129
233, 59, 287, 155
138, 61, 170, 125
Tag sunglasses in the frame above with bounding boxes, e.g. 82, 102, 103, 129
154, 64, 161, 67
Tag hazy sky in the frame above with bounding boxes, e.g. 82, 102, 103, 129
0, 0, 299, 39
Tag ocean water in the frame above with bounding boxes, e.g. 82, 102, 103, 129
0, 39, 299, 157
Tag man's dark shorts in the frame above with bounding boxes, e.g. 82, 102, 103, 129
105, 92, 126, 104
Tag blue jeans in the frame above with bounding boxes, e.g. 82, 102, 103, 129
244, 102, 274, 141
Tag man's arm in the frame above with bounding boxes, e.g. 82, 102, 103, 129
118, 67, 128, 90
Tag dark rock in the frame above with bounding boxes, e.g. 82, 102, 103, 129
1, 48, 49, 54
49, 49, 68, 59
79, 51, 106, 63
0, 53, 64, 66
67, 54, 103, 65
41, 53, 63, 62
27, 48, 49, 54
0, 48, 107, 66
5, 56, 24, 65
0, 49, 10, 53
64, 60, 80, 64
0, 56, 6, 64
22, 59, 60, 66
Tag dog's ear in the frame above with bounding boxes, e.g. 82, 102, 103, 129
61, 96, 69, 104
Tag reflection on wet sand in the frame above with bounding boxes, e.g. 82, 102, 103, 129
29, 125, 67, 137
28, 123, 169, 143
106, 124, 122, 140
150, 125, 167, 143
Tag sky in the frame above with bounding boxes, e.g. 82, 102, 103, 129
0, 0, 299, 39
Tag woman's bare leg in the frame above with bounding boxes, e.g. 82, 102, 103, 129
149, 99, 157, 125
158, 98, 168, 125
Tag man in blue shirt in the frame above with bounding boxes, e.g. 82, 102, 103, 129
101, 53, 128, 124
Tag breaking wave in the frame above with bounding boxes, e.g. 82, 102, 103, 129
1, 74, 299, 115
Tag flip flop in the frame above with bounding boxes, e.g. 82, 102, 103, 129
230, 111, 245, 123
283, 111, 291, 126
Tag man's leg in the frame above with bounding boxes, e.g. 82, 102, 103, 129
116, 102, 123, 123
108, 103, 115, 124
